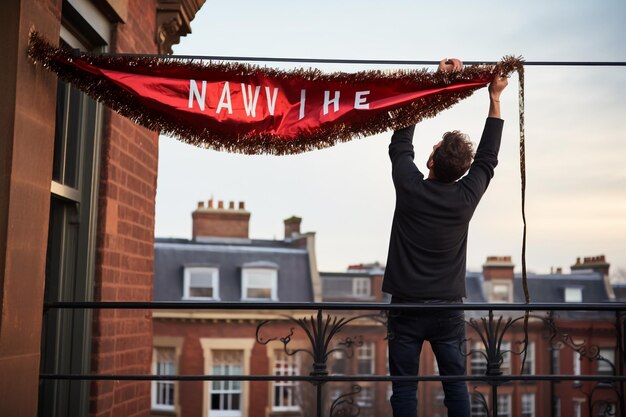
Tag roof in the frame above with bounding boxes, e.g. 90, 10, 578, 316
154, 237, 314, 302
512, 271, 610, 304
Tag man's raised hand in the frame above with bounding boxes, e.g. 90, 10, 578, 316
438, 58, 463, 73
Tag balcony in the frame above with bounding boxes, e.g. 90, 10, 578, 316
42, 301, 626, 417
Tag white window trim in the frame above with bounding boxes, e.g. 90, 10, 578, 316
522, 341, 535, 375
564, 286, 583, 303
352, 277, 371, 297
183, 267, 220, 300
200, 339, 254, 417
497, 394, 512, 417
357, 342, 375, 374
151, 347, 177, 411
521, 393, 535, 417
272, 351, 300, 412
241, 267, 278, 301
356, 386, 374, 407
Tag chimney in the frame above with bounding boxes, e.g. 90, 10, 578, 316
283, 216, 302, 240
571, 255, 610, 276
192, 199, 250, 239
482, 256, 515, 280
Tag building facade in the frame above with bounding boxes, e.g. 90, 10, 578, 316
1, 1, 204, 416
153, 201, 323, 417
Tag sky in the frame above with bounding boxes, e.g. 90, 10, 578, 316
154, 1, 626, 279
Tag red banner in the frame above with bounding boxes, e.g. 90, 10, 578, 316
28, 32, 523, 155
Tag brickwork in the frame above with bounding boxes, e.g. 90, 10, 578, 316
90, 2, 159, 416
192, 202, 251, 239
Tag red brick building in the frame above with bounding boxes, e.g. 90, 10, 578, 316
152, 199, 622, 417
320, 257, 622, 417
153, 202, 325, 417
0, 1, 205, 416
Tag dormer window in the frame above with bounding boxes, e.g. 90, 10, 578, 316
565, 287, 583, 303
183, 267, 219, 300
489, 281, 512, 303
241, 262, 278, 301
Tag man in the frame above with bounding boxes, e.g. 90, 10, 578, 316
384, 58, 509, 417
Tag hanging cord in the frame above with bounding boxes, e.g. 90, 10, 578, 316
517, 65, 531, 372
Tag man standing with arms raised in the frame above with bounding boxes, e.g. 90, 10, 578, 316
384, 58, 509, 417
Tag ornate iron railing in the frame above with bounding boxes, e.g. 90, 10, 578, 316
42, 302, 626, 417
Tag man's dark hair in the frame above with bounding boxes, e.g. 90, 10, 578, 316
431, 131, 475, 183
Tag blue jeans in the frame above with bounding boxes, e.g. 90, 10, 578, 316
387, 300, 470, 417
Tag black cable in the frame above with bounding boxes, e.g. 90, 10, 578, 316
96, 53, 626, 66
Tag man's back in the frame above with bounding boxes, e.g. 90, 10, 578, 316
382, 118, 504, 300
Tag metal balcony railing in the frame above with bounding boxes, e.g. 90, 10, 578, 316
42, 302, 626, 417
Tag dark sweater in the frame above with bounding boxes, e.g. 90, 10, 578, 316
382, 117, 504, 300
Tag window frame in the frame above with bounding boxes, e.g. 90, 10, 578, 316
352, 277, 371, 297
356, 386, 374, 408
241, 267, 278, 301
272, 350, 300, 412
210, 351, 244, 417
597, 347, 615, 376
183, 266, 220, 300
497, 394, 512, 417
564, 286, 583, 302
471, 341, 487, 376
521, 341, 535, 375
521, 393, 535, 417
357, 342, 375, 375
151, 347, 177, 411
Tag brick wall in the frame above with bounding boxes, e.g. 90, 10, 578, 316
90, 1, 159, 416
192, 201, 251, 239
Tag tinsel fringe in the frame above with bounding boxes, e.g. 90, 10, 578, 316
27, 31, 524, 156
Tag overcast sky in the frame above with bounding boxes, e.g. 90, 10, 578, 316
154, 0, 626, 278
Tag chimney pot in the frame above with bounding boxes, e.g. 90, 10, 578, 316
208, 199, 214, 209
198, 201, 205, 209
218, 200, 224, 209
229, 201, 235, 209
239, 201, 245, 210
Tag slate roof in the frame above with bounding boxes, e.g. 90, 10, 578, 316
154, 237, 314, 302
320, 267, 615, 320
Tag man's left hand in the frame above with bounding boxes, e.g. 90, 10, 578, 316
438, 58, 463, 72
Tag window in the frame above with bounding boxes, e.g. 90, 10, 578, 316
357, 387, 373, 407
572, 399, 584, 417
273, 351, 299, 412
353, 278, 371, 297
471, 342, 487, 376
554, 398, 561, 417
599, 403, 616, 417
39, 9, 107, 417
241, 265, 278, 301
211, 350, 243, 417
357, 342, 375, 374
497, 394, 511, 417
491, 282, 511, 303
521, 342, 535, 375
565, 287, 583, 302
331, 350, 347, 375
573, 351, 582, 385
471, 394, 488, 417
551, 345, 561, 374
500, 341, 511, 375
521, 393, 535, 417
597, 348, 615, 376
184, 267, 219, 299
152, 347, 176, 410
